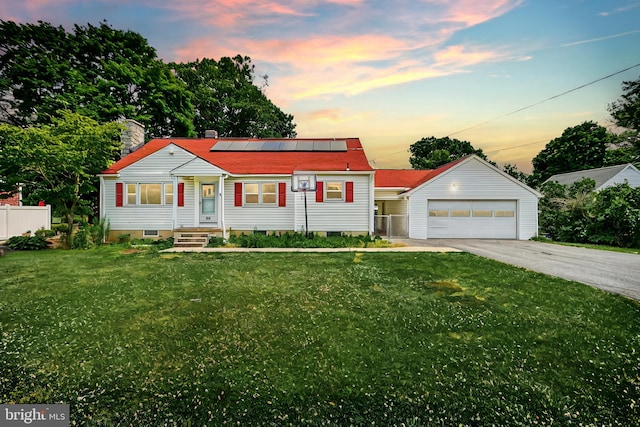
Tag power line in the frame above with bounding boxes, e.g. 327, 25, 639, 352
371, 63, 640, 164
484, 139, 549, 155
446, 62, 640, 137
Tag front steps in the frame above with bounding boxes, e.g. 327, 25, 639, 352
173, 228, 223, 248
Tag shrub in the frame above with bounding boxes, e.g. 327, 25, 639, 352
71, 228, 91, 249
131, 237, 174, 250
539, 180, 640, 248
6, 235, 49, 250
228, 232, 387, 248
52, 224, 69, 235
207, 236, 226, 247
34, 228, 56, 238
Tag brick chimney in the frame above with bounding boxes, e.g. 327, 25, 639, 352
120, 119, 145, 158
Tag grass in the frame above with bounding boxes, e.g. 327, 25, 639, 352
533, 237, 640, 255
1, 246, 639, 426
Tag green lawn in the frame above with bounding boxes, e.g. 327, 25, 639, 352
1, 246, 638, 426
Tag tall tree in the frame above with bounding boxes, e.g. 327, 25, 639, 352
409, 136, 490, 169
502, 163, 529, 183
171, 56, 296, 138
0, 111, 122, 246
609, 75, 640, 132
0, 20, 195, 138
608, 77, 640, 166
530, 121, 611, 187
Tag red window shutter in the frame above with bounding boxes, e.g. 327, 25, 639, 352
178, 182, 185, 207
316, 181, 324, 203
234, 182, 243, 207
346, 181, 354, 203
115, 182, 123, 207
278, 182, 286, 207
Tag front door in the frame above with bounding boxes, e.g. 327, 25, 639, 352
200, 183, 217, 223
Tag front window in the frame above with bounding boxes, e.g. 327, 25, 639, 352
326, 182, 343, 200
126, 183, 173, 206
140, 183, 162, 205
245, 182, 277, 206
126, 184, 137, 205
165, 183, 173, 205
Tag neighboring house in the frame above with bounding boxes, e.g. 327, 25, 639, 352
374, 156, 541, 240
99, 131, 375, 244
544, 164, 640, 191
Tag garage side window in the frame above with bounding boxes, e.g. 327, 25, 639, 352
451, 209, 470, 217
473, 209, 492, 217
495, 210, 515, 217
429, 209, 449, 217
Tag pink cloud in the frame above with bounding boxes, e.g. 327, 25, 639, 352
155, 0, 316, 27
442, 0, 523, 26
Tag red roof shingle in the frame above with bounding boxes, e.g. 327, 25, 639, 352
374, 157, 468, 190
102, 138, 373, 175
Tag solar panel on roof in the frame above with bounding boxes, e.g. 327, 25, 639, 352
209, 139, 349, 152
262, 141, 281, 151
210, 140, 233, 151
278, 141, 298, 151
330, 140, 347, 151
313, 141, 331, 151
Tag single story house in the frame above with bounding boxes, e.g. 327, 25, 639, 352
544, 163, 640, 191
100, 123, 540, 243
374, 156, 541, 240
99, 130, 375, 244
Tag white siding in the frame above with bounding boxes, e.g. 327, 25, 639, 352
407, 157, 539, 240
296, 174, 371, 233
224, 177, 294, 231
171, 156, 226, 176
222, 174, 372, 233
102, 178, 174, 231
374, 189, 405, 200
119, 145, 195, 180
601, 167, 640, 189
103, 147, 197, 231
176, 179, 196, 228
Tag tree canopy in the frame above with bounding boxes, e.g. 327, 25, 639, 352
530, 121, 611, 187
0, 20, 195, 138
171, 57, 296, 138
409, 136, 490, 169
609, 75, 640, 133
0, 111, 122, 246
0, 20, 296, 139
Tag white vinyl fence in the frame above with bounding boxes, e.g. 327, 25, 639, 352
0, 205, 51, 240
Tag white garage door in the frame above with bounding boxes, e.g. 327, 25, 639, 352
427, 200, 517, 239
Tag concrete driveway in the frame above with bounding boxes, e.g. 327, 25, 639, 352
392, 238, 640, 300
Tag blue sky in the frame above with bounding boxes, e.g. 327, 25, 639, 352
2, 0, 639, 171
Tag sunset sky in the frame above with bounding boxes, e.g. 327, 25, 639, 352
2, 0, 639, 171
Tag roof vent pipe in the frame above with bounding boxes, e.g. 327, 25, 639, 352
205, 130, 219, 138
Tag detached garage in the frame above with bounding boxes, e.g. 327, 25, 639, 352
375, 155, 541, 240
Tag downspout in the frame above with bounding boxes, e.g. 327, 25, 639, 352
172, 175, 178, 230
369, 172, 375, 235
219, 175, 226, 239
99, 177, 105, 221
